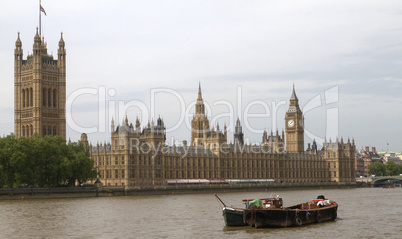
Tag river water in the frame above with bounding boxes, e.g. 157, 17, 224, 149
0, 188, 400, 239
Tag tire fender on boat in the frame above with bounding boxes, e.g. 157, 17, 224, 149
294, 216, 303, 226
305, 212, 311, 221
316, 212, 322, 222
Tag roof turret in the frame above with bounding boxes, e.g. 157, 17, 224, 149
15, 32, 22, 47
59, 32, 65, 48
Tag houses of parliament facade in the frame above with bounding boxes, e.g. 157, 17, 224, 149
88, 83, 356, 187
14, 29, 356, 187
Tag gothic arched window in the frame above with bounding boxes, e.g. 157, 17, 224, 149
48, 89, 51, 107
30, 88, 33, 107
53, 89, 57, 107
22, 89, 25, 108
42, 88, 46, 106
26, 88, 29, 107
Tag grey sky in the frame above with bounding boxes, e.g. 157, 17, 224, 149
1, 0, 402, 152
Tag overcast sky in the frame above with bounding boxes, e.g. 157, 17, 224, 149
1, 0, 402, 152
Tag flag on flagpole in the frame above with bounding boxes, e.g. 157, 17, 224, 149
40, 5, 47, 16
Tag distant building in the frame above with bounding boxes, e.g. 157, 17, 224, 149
379, 152, 402, 165
355, 152, 365, 177
14, 28, 66, 139
88, 84, 356, 187
356, 146, 381, 176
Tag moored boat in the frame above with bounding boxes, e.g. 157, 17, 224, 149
215, 194, 283, 227
216, 194, 338, 228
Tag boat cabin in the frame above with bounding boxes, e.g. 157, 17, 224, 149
242, 197, 283, 209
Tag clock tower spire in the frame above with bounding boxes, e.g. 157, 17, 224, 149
285, 84, 304, 153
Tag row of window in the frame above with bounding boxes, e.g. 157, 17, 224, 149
284, 171, 326, 178
21, 125, 58, 137
20, 88, 58, 108
42, 88, 57, 108
43, 125, 57, 136
101, 169, 160, 179
96, 155, 283, 168
99, 169, 282, 180
21, 88, 33, 108
22, 125, 33, 137
95, 160, 279, 171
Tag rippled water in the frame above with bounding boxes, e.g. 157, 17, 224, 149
0, 188, 400, 238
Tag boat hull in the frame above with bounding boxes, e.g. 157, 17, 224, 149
243, 204, 338, 228
223, 207, 247, 226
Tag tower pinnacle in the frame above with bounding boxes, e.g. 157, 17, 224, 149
59, 32, 65, 47
290, 83, 298, 101
15, 32, 22, 47
197, 81, 203, 103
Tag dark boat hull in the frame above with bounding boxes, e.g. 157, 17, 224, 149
223, 207, 247, 226
244, 204, 338, 228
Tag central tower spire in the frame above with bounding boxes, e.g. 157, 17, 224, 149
191, 82, 210, 146
197, 81, 203, 102
195, 82, 205, 115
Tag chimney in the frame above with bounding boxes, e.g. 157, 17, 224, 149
372, 147, 376, 153
365, 146, 369, 152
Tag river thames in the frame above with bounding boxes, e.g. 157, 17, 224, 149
0, 188, 400, 238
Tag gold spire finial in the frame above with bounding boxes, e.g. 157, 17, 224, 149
197, 81, 203, 101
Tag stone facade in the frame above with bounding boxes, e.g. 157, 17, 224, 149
14, 28, 66, 139
88, 84, 356, 187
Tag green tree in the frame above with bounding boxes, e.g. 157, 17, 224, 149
0, 134, 98, 188
386, 161, 400, 176
65, 142, 97, 186
369, 161, 386, 176
0, 135, 17, 187
10, 136, 33, 186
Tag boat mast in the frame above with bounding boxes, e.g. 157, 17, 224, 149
215, 194, 226, 207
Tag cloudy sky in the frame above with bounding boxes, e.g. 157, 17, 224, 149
1, 0, 402, 152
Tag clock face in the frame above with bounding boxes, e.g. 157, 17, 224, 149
288, 120, 294, 127
299, 120, 303, 126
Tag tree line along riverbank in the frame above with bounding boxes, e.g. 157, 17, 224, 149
0, 135, 98, 188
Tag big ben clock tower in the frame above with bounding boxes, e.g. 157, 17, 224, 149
285, 84, 304, 153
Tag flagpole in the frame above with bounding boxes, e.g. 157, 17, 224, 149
39, 0, 41, 36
